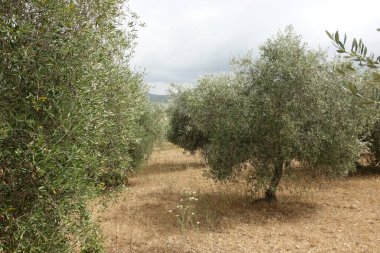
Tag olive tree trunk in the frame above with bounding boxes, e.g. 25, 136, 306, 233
264, 159, 285, 202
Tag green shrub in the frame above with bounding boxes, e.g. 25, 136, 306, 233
0, 0, 156, 251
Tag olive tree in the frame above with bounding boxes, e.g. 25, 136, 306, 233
241, 27, 368, 201
168, 75, 252, 178
168, 27, 367, 202
0, 0, 156, 252
167, 87, 209, 153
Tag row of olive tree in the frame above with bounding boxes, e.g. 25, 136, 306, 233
168, 27, 374, 202
0, 1, 158, 252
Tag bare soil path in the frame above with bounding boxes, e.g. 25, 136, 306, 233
92, 144, 380, 253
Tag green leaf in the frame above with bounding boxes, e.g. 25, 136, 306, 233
347, 82, 358, 95
325, 30, 333, 39
336, 68, 345, 75
338, 41, 345, 50
347, 64, 355, 71
360, 44, 365, 55
373, 72, 380, 81
351, 39, 358, 52
336, 49, 345, 53
359, 100, 375, 106
335, 31, 340, 43
377, 28, 380, 32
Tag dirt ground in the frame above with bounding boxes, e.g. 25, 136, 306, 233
91, 144, 380, 253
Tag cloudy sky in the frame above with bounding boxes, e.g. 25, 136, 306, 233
128, 0, 380, 94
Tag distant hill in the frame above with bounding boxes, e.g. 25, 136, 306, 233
148, 93, 169, 103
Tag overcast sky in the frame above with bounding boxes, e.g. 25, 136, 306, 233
128, 0, 380, 94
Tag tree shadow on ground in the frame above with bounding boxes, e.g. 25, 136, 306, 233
140, 162, 206, 175
128, 189, 319, 234
351, 165, 380, 177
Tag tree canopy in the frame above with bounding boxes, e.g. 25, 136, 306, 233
0, 1, 158, 251
168, 27, 368, 201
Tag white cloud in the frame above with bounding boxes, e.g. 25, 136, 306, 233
129, 0, 380, 94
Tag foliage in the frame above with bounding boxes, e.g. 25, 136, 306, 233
168, 27, 368, 201
327, 28, 380, 164
326, 29, 380, 101
167, 88, 209, 153
151, 103, 171, 146
368, 121, 380, 163
0, 0, 156, 251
